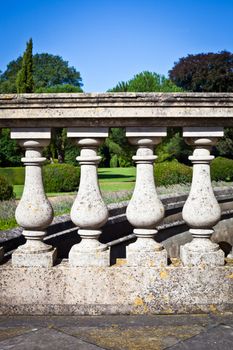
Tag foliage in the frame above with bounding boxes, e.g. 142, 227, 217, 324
169, 51, 233, 160
35, 84, 83, 93
0, 129, 23, 167
43, 164, 80, 193
156, 131, 192, 164
0, 53, 82, 93
211, 157, 233, 182
154, 160, 192, 186
109, 81, 129, 92
109, 71, 183, 92
215, 129, 233, 159
0, 199, 17, 229
0, 166, 25, 185
169, 51, 233, 92
0, 175, 15, 200
16, 38, 34, 93
107, 72, 183, 167
100, 128, 134, 167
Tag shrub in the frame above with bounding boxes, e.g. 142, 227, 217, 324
0, 167, 25, 185
154, 160, 192, 186
110, 154, 118, 168
211, 157, 233, 182
43, 164, 80, 193
0, 175, 15, 200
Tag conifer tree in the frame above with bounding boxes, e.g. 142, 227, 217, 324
16, 38, 34, 93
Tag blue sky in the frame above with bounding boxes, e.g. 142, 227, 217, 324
1, 0, 233, 92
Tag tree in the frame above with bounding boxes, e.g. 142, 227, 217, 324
0, 46, 83, 165
35, 84, 83, 163
0, 53, 82, 93
169, 51, 233, 160
16, 38, 34, 93
109, 81, 129, 92
0, 129, 22, 166
35, 84, 83, 93
106, 72, 183, 167
169, 51, 233, 92
109, 71, 183, 93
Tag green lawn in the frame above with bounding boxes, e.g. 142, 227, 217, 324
13, 167, 136, 198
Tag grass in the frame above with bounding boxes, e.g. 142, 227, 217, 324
13, 185, 76, 200
12, 167, 136, 199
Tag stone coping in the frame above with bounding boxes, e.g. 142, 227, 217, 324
1, 92, 233, 127
0, 261, 233, 315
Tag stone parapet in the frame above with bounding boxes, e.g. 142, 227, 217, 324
1, 93, 233, 127
0, 261, 233, 315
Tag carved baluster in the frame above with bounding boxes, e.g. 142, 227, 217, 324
126, 127, 167, 267
67, 128, 109, 266
181, 127, 225, 266
11, 128, 56, 267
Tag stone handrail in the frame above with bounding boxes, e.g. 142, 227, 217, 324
0, 93, 233, 268
1, 92, 233, 127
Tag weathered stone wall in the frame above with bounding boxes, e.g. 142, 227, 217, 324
1, 262, 233, 315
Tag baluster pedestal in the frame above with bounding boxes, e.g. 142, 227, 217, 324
67, 128, 109, 267
11, 128, 56, 267
126, 127, 167, 267
181, 127, 225, 266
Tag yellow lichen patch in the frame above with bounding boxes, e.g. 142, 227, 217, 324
162, 295, 170, 303
171, 258, 182, 267
225, 258, 233, 265
209, 304, 218, 314
163, 308, 174, 314
225, 273, 233, 279
133, 297, 149, 313
134, 296, 144, 307
160, 270, 169, 279
115, 258, 127, 266
149, 260, 156, 267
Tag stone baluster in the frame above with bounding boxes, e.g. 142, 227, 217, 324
10, 128, 56, 267
67, 128, 109, 266
181, 127, 225, 266
126, 127, 167, 267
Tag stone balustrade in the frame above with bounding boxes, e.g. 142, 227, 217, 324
0, 93, 233, 315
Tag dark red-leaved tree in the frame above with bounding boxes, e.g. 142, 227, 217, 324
169, 51, 233, 92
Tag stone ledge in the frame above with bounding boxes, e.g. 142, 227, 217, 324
1, 93, 233, 127
0, 260, 233, 315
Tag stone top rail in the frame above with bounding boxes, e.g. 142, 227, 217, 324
1, 92, 233, 127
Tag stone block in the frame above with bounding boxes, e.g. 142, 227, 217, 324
127, 244, 167, 267
180, 242, 225, 267
69, 245, 110, 267
12, 247, 57, 268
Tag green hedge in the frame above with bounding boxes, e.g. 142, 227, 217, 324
211, 157, 233, 182
154, 160, 192, 186
0, 164, 80, 193
0, 175, 15, 200
0, 167, 25, 185
43, 164, 80, 192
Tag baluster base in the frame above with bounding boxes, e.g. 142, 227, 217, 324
12, 231, 57, 267
127, 229, 168, 267
69, 230, 110, 267
12, 248, 57, 268
180, 231, 225, 266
